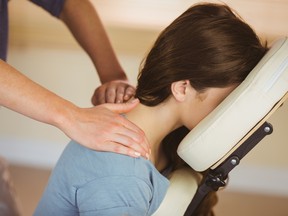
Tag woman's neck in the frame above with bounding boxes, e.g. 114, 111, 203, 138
124, 102, 181, 170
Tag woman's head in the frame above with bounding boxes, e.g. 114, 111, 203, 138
136, 3, 268, 107
136, 3, 268, 176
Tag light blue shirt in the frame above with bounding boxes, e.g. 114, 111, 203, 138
34, 141, 169, 216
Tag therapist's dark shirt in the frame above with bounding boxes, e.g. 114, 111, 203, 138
0, 0, 8, 60
0, 0, 65, 61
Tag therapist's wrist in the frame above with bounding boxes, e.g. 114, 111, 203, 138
100, 70, 128, 84
50, 100, 79, 135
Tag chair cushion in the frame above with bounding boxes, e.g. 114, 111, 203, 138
177, 37, 288, 171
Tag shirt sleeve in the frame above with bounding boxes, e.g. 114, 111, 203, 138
76, 176, 153, 216
33, 179, 78, 216
30, 0, 66, 17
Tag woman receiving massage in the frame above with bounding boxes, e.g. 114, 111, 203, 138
34, 3, 268, 216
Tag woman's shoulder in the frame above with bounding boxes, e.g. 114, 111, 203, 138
133, 157, 169, 185
56, 140, 169, 186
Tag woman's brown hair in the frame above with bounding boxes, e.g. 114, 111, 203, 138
136, 3, 268, 215
136, 2, 267, 171
136, 3, 267, 106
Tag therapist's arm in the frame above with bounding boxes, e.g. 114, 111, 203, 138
0, 60, 149, 158
59, 0, 135, 104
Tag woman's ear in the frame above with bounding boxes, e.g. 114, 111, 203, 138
171, 80, 191, 102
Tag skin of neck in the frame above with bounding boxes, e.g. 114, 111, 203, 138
124, 83, 237, 171
124, 99, 181, 171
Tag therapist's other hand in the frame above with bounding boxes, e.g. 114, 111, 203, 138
91, 80, 135, 105
60, 99, 150, 159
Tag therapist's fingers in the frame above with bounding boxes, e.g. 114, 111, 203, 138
98, 113, 150, 158
102, 100, 151, 155
105, 81, 135, 103
103, 132, 150, 159
105, 86, 118, 103
114, 85, 126, 103
91, 85, 106, 105
91, 80, 136, 105
123, 85, 136, 102
63, 101, 150, 159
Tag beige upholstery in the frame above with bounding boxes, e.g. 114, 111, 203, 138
152, 168, 201, 216
178, 37, 288, 171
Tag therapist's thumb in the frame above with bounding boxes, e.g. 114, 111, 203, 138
103, 98, 139, 114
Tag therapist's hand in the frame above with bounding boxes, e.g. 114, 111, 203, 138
60, 99, 150, 159
91, 80, 135, 105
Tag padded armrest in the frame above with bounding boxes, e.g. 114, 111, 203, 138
177, 37, 288, 171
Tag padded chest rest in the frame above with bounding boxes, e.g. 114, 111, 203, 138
177, 37, 288, 172
152, 168, 201, 216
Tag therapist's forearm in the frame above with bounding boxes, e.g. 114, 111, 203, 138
0, 60, 150, 157
0, 60, 75, 128
60, 0, 127, 83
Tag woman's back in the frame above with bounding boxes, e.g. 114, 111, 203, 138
34, 141, 169, 216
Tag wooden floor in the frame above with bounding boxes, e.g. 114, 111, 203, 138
8, 165, 288, 216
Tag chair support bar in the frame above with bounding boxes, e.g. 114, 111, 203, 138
184, 121, 273, 216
